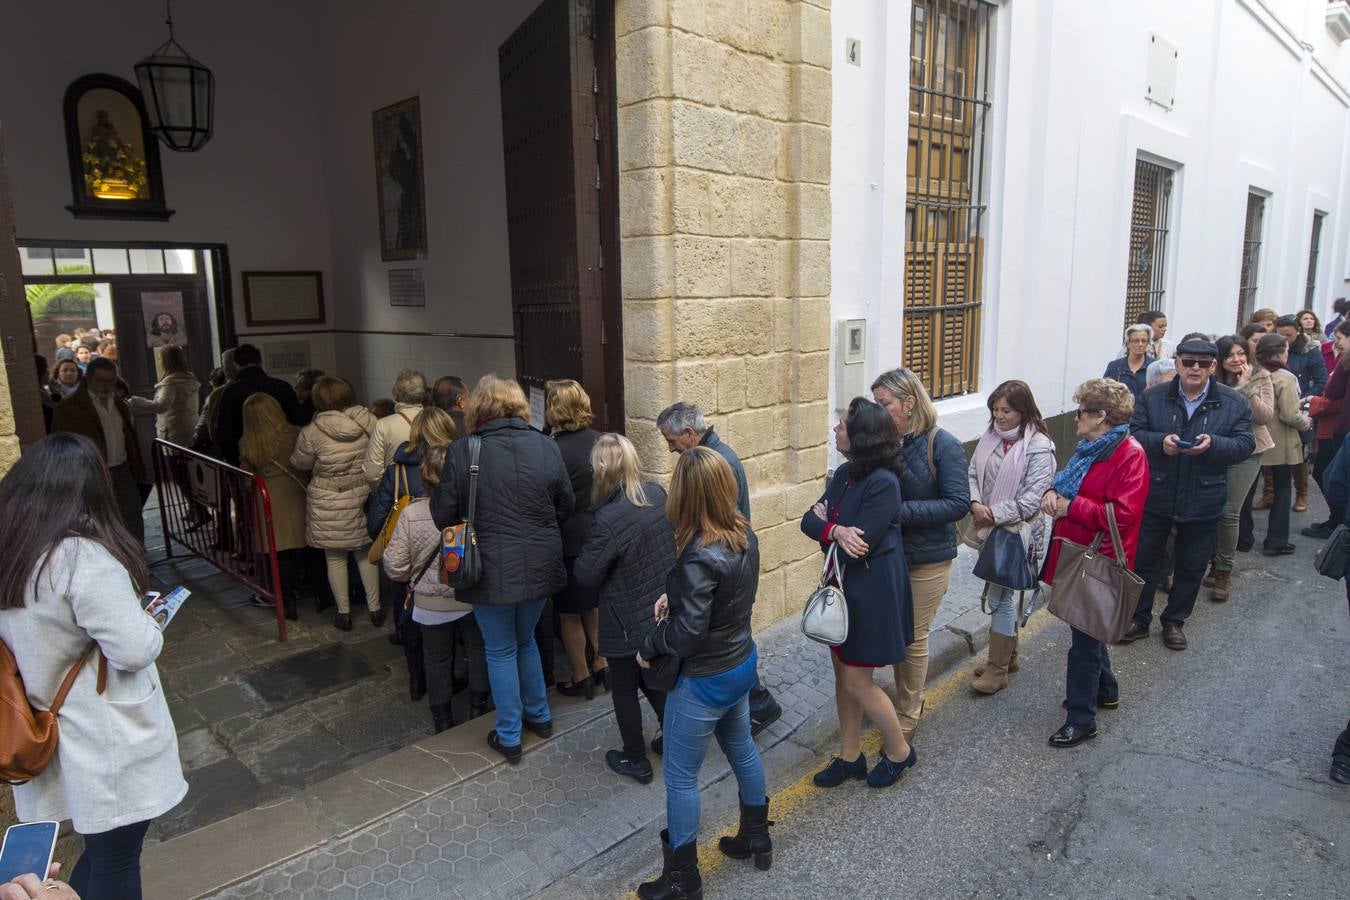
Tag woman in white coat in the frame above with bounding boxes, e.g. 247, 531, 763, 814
966, 380, 1056, 695
291, 376, 381, 631
0, 433, 185, 900
128, 345, 201, 446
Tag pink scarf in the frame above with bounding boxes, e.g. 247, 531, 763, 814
971, 424, 1034, 541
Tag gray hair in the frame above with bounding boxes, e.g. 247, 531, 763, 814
1146, 358, 1176, 387
392, 369, 427, 405
657, 402, 708, 435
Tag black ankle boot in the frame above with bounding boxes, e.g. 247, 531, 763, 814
430, 703, 454, 734
469, 691, 492, 719
409, 671, 427, 702
637, 829, 702, 900
717, 797, 772, 870
283, 591, 300, 622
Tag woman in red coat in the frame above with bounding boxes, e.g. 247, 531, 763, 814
1040, 378, 1149, 748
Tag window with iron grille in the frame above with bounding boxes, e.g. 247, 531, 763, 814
1305, 211, 1326, 309
1123, 158, 1174, 332
1236, 192, 1266, 330
903, 0, 993, 400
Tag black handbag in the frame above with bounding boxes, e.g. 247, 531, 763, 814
1314, 523, 1350, 580
972, 524, 1037, 591
640, 653, 681, 692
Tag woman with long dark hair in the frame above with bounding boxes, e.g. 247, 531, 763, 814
965, 381, 1055, 693
803, 398, 917, 787
0, 434, 185, 900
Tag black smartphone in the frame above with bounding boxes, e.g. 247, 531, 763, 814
0, 821, 59, 884
1174, 439, 1195, 450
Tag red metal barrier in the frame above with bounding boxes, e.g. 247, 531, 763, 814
151, 439, 288, 641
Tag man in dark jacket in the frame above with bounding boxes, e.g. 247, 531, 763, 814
658, 402, 781, 735
52, 358, 147, 542
212, 343, 305, 465
1122, 337, 1256, 650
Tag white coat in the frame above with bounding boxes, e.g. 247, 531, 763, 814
291, 406, 376, 549
128, 371, 201, 446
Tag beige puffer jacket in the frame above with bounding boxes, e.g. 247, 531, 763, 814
128, 371, 201, 445
291, 405, 376, 549
1262, 368, 1312, 467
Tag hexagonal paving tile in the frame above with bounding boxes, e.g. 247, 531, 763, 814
344, 865, 373, 888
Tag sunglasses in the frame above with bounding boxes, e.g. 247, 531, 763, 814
1074, 408, 1102, 418
1176, 357, 1215, 369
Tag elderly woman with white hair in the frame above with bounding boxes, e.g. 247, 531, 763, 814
1146, 357, 1176, 389
1103, 324, 1155, 398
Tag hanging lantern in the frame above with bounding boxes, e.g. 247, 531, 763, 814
134, 0, 214, 152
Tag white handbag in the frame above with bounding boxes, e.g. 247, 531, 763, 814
801, 545, 849, 645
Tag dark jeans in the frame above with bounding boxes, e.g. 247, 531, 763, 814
421, 615, 490, 707
1064, 626, 1118, 728
608, 655, 667, 759
1264, 463, 1294, 549
1314, 435, 1346, 524
1132, 512, 1219, 629
70, 818, 152, 900
1239, 472, 1259, 549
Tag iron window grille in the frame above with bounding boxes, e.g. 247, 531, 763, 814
1305, 211, 1326, 309
1123, 158, 1175, 333
903, 0, 994, 401
1236, 192, 1266, 330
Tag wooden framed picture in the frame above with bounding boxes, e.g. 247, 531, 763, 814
63, 73, 172, 221
241, 271, 326, 327
372, 96, 428, 261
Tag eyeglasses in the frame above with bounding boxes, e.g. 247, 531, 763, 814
1074, 408, 1102, 418
1176, 357, 1214, 369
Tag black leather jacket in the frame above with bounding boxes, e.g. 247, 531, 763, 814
640, 531, 759, 678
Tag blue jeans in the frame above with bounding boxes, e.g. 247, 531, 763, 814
474, 598, 551, 746
1064, 626, 1118, 728
662, 666, 766, 849
69, 819, 151, 900
985, 584, 1018, 637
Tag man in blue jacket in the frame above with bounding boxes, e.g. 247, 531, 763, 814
1121, 337, 1255, 651
658, 402, 782, 735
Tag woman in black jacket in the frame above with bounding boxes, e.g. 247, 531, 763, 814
871, 368, 971, 740
635, 447, 768, 899
431, 375, 574, 763
547, 379, 607, 698
574, 433, 675, 785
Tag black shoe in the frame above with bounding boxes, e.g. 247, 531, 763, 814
1048, 723, 1098, 748
651, 728, 663, 757
593, 666, 609, 691
813, 754, 867, 787
332, 613, 353, 632
867, 745, 917, 788
470, 691, 492, 719
637, 830, 701, 900
1332, 755, 1350, 785
1117, 621, 1150, 644
1303, 522, 1336, 539
1260, 543, 1296, 556
750, 702, 782, 737
718, 797, 772, 870
1236, 539, 1255, 553
487, 730, 522, 764
387, 630, 404, 645
1062, 696, 1119, 710
606, 749, 654, 785
430, 703, 454, 734
370, 608, 387, 627
556, 676, 596, 700
523, 718, 553, 739
283, 594, 299, 622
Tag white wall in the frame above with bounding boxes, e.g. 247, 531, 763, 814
831, 0, 1350, 443
0, 0, 338, 373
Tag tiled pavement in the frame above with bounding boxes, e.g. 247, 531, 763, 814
206, 546, 995, 899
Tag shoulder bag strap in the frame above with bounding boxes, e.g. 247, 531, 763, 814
465, 436, 482, 525
272, 459, 309, 492
1104, 502, 1128, 563
397, 411, 414, 426
48, 640, 105, 716
926, 429, 939, 481
396, 464, 407, 499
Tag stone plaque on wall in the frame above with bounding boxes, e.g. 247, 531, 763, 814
389, 267, 426, 307
264, 340, 311, 373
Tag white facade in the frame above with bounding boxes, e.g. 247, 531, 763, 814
830, 0, 1350, 443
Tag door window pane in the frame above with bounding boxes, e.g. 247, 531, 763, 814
19, 247, 53, 277
91, 248, 130, 274
52, 247, 92, 275
128, 248, 166, 274
164, 249, 197, 274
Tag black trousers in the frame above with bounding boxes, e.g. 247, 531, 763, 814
1264, 463, 1294, 550
1064, 626, 1118, 728
608, 655, 667, 759
421, 619, 460, 708
109, 463, 145, 544
383, 572, 423, 682
1132, 512, 1219, 629
1314, 435, 1347, 524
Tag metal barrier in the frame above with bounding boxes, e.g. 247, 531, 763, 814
151, 439, 288, 641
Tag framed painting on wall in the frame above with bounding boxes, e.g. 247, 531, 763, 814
242, 271, 326, 327
372, 96, 428, 261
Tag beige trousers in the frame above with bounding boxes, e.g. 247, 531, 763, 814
892, 560, 954, 731
325, 549, 380, 614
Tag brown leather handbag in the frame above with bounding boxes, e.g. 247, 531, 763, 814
1046, 502, 1143, 644
1, 639, 106, 785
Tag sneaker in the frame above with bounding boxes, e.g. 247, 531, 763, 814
866, 745, 917, 788
813, 754, 867, 788
487, 730, 522, 765
605, 749, 654, 785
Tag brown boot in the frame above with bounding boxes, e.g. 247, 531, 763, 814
974, 634, 1019, 676
1252, 467, 1274, 510
1293, 463, 1309, 512
971, 633, 1015, 695
1210, 570, 1231, 602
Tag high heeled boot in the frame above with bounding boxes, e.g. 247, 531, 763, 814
717, 798, 773, 870
637, 830, 702, 900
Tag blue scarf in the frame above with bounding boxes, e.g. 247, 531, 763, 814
1052, 425, 1129, 500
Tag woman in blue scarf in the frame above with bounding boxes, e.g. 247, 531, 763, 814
1039, 378, 1149, 748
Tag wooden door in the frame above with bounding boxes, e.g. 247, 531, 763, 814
0, 124, 45, 446
499, 0, 623, 430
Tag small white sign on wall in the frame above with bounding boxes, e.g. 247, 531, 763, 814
1146, 32, 1178, 110
264, 340, 311, 373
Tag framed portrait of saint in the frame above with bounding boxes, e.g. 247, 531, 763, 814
372, 96, 428, 261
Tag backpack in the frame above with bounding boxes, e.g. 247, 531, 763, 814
368, 465, 412, 564
1, 639, 105, 785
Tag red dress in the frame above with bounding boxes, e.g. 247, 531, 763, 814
1042, 436, 1150, 586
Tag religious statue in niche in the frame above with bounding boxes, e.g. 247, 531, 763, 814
63, 74, 173, 220
372, 96, 428, 261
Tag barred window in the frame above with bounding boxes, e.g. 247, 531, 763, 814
1236, 192, 1266, 330
1305, 211, 1326, 309
1123, 158, 1175, 332
903, 0, 993, 400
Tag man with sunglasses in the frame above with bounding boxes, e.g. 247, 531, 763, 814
1121, 337, 1255, 650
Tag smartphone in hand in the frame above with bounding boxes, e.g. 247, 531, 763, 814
0, 821, 58, 885
1173, 438, 1196, 450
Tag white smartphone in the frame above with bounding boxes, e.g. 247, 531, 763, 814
0, 820, 59, 884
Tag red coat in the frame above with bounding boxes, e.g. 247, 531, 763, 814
1042, 436, 1149, 586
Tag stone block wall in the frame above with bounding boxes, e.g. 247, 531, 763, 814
615, 0, 832, 630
